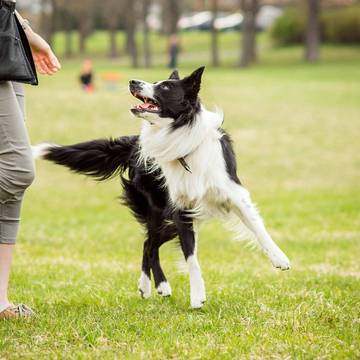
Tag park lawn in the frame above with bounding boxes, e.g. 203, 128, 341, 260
0, 42, 360, 358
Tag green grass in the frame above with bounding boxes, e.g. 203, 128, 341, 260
0, 36, 359, 358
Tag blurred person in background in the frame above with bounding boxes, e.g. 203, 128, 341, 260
0, 3, 61, 319
79, 59, 95, 93
168, 33, 180, 69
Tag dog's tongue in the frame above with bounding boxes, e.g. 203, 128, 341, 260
141, 102, 153, 109
137, 102, 158, 111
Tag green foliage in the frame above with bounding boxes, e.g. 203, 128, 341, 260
271, 6, 360, 45
323, 7, 360, 44
270, 9, 305, 45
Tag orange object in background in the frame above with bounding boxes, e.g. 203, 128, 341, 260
102, 72, 122, 91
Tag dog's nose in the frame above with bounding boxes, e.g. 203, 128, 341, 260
129, 80, 140, 86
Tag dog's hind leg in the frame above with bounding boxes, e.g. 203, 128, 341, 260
139, 222, 175, 298
229, 184, 290, 270
174, 211, 206, 309
138, 239, 152, 299
150, 245, 172, 297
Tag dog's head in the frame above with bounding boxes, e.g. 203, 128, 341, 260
129, 66, 205, 127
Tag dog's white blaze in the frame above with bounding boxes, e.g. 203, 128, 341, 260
187, 255, 206, 308
132, 80, 155, 99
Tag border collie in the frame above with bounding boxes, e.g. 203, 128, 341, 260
33, 67, 290, 309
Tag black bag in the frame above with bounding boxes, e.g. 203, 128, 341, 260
0, 0, 38, 85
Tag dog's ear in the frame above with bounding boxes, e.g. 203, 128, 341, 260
169, 69, 180, 80
182, 66, 205, 99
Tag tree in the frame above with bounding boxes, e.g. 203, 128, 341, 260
142, 0, 152, 67
56, 3, 75, 58
77, 12, 93, 54
102, 0, 122, 58
56, 0, 95, 56
210, 0, 220, 67
162, 0, 181, 35
39, 0, 57, 47
63, 13, 73, 58
125, 0, 139, 68
305, 0, 320, 62
239, 0, 259, 67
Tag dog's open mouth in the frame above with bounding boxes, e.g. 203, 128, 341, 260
131, 92, 161, 113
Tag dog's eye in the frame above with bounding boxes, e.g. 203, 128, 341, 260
160, 84, 169, 90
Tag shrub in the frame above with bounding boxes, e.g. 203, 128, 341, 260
270, 9, 305, 45
322, 7, 360, 44
271, 6, 360, 45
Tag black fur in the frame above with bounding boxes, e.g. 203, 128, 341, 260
43, 137, 138, 181
220, 130, 242, 185
44, 136, 179, 290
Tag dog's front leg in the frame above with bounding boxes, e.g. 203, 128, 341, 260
230, 185, 291, 270
174, 212, 206, 309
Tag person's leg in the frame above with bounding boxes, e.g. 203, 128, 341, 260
0, 244, 14, 311
0, 81, 35, 314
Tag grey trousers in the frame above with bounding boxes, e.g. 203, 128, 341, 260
0, 81, 35, 244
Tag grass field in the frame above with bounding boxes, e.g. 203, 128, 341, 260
0, 35, 360, 359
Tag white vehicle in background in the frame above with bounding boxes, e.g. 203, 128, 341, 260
256, 5, 283, 30
178, 11, 213, 31
215, 13, 243, 31
178, 6, 282, 32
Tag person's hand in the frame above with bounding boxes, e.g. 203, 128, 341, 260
26, 31, 61, 75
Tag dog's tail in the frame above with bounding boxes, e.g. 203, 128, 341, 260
32, 136, 138, 181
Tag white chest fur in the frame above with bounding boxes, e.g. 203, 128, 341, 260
139, 108, 232, 214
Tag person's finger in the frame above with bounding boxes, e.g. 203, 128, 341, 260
46, 49, 61, 70
34, 58, 47, 74
39, 58, 53, 75
42, 57, 54, 73
44, 55, 59, 74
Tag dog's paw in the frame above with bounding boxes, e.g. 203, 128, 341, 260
191, 298, 206, 309
156, 281, 172, 297
190, 279, 206, 309
268, 249, 291, 271
138, 272, 151, 299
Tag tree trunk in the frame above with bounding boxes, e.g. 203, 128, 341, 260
49, 0, 57, 48
126, 1, 138, 68
143, 0, 151, 67
163, 0, 180, 35
305, 0, 320, 62
79, 32, 86, 54
78, 16, 92, 55
64, 13, 73, 58
210, 0, 219, 67
240, 0, 258, 68
109, 28, 117, 58
128, 30, 138, 68
40, 0, 59, 48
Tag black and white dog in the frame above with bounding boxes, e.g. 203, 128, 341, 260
33, 67, 290, 308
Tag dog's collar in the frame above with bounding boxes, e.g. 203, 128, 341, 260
178, 157, 191, 173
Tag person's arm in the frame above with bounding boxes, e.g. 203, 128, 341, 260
15, 10, 61, 75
